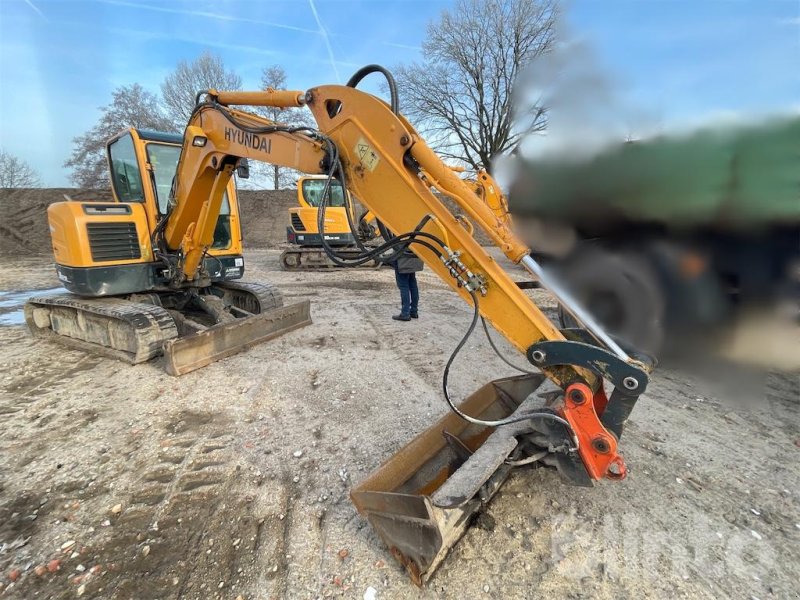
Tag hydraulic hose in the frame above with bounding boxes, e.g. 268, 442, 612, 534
345, 64, 399, 114
480, 317, 538, 375
442, 290, 579, 449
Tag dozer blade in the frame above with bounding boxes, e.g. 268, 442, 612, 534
351, 373, 553, 586
163, 300, 312, 376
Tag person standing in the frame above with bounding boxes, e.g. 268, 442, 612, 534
392, 248, 423, 321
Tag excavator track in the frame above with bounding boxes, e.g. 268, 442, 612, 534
24, 294, 179, 364
279, 247, 382, 271
212, 280, 283, 312
24, 281, 311, 375
162, 280, 312, 376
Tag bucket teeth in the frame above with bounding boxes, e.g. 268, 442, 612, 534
351, 374, 578, 585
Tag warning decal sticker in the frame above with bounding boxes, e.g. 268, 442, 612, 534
355, 138, 380, 172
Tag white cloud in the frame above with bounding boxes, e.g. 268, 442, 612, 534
23, 0, 45, 19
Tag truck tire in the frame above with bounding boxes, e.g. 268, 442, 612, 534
556, 247, 666, 356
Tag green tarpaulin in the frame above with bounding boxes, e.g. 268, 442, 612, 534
510, 116, 800, 229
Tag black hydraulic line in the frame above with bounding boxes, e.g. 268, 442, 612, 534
376, 220, 394, 243
329, 153, 370, 253
442, 290, 579, 448
195, 90, 210, 106
480, 317, 538, 375
345, 64, 399, 114
313, 136, 448, 267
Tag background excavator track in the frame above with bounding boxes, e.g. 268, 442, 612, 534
279, 247, 382, 271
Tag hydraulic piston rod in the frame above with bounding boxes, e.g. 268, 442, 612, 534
520, 254, 630, 361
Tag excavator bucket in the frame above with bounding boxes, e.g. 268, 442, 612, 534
351, 373, 550, 586
163, 300, 312, 376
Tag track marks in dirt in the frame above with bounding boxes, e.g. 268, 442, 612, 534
355, 303, 443, 387
93, 411, 248, 598
119, 413, 233, 531
1, 350, 101, 414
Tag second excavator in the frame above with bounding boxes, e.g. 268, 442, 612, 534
30, 64, 655, 585
280, 168, 511, 271
280, 175, 382, 270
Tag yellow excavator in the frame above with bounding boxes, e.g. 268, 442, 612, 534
280, 175, 381, 270
26, 128, 312, 375
281, 169, 509, 271
28, 64, 654, 585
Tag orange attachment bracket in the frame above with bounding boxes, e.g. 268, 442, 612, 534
562, 383, 627, 481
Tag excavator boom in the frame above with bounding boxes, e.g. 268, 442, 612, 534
167, 67, 652, 584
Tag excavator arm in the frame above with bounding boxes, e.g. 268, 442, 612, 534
165, 70, 653, 584
163, 92, 330, 282
300, 81, 651, 464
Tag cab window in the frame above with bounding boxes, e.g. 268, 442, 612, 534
145, 143, 180, 214
145, 142, 231, 217
108, 134, 144, 202
302, 178, 346, 207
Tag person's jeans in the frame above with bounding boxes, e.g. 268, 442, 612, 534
395, 270, 419, 316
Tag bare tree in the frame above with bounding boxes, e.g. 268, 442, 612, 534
394, 0, 557, 171
64, 84, 173, 188
252, 65, 314, 190
0, 150, 42, 188
161, 51, 242, 129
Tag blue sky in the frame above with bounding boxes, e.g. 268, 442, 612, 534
0, 0, 798, 186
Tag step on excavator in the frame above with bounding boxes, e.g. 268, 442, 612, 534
25, 128, 312, 375
29, 64, 655, 585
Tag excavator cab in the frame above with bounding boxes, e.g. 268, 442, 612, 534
108, 129, 234, 251
117, 131, 232, 251
286, 176, 356, 247
44, 128, 244, 296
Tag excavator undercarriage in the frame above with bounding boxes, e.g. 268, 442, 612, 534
25, 281, 311, 375
279, 245, 382, 270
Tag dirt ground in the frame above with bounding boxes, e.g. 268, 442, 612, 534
0, 249, 798, 600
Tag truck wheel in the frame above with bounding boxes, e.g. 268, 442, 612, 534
556, 248, 665, 356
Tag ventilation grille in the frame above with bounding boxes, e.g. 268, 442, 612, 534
290, 213, 306, 232
87, 222, 141, 262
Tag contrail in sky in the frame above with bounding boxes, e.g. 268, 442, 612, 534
308, 0, 341, 83
98, 0, 318, 33
24, 0, 46, 19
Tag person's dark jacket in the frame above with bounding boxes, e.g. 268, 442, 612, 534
395, 249, 424, 273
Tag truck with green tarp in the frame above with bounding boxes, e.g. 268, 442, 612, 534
509, 116, 799, 360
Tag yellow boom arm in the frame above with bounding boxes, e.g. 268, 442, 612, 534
164, 78, 651, 489
165, 104, 327, 279
305, 86, 571, 366
167, 85, 578, 382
